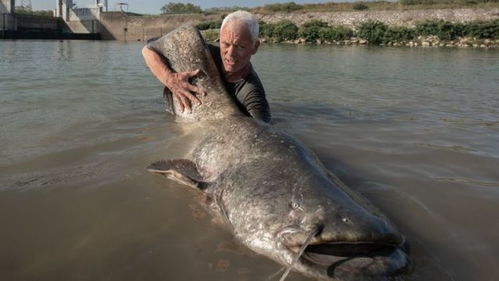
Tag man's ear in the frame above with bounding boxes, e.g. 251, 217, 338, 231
253, 40, 260, 54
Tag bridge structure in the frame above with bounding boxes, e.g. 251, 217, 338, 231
2, 0, 214, 41
0, 0, 15, 37
1, 0, 103, 39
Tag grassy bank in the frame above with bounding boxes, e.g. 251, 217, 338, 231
198, 19, 498, 48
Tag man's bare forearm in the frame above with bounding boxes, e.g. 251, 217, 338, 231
142, 45, 205, 112
142, 45, 173, 87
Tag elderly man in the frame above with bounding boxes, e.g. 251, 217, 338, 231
142, 10, 271, 123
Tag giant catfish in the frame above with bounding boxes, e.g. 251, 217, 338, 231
146, 25, 410, 281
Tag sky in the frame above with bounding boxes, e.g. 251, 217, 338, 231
31, 0, 344, 15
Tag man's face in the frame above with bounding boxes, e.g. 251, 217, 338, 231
219, 21, 259, 74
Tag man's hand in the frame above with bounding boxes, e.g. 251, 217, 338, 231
165, 69, 206, 113
142, 46, 207, 113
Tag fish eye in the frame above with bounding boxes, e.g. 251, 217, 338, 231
290, 201, 300, 209
342, 217, 350, 223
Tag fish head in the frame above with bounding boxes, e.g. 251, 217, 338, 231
268, 174, 411, 281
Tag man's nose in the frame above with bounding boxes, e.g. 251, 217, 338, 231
227, 45, 236, 57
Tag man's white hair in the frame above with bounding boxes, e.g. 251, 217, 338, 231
221, 10, 259, 44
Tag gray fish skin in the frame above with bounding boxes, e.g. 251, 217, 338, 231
147, 25, 242, 121
148, 25, 410, 281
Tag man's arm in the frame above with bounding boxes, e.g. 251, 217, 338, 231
142, 45, 206, 113
243, 89, 271, 123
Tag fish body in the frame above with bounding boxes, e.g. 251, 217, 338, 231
147, 25, 410, 281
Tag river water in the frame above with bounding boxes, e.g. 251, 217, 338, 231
0, 40, 498, 281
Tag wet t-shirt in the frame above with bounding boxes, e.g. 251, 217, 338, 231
208, 45, 271, 123
147, 39, 271, 123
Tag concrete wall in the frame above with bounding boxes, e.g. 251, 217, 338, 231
257, 8, 499, 28
0, 0, 14, 14
99, 12, 221, 41
64, 19, 99, 34
70, 7, 100, 21
59, 6, 101, 34
2, 15, 63, 39
1, 0, 14, 35
16, 15, 60, 30
1, 13, 15, 33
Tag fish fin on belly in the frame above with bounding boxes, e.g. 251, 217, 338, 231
147, 159, 207, 190
163, 87, 175, 115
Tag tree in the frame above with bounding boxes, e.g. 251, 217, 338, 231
160, 2, 203, 14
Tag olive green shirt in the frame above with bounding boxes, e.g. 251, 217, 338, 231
208, 45, 270, 123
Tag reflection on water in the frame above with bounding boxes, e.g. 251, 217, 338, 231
0, 40, 498, 281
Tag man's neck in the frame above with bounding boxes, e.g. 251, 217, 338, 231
223, 63, 251, 83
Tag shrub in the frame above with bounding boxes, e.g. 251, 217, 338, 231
463, 19, 499, 39
160, 2, 202, 14
383, 26, 415, 42
357, 20, 388, 44
301, 20, 329, 28
272, 20, 299, 42
201, 29, 219, 41
259, 21, 274, 38
263, 2, 303, 12
399, 0, 435, 5
298, 20, 329, 42
260, 18, 497, 45
399, 0, 495, 4
15, 8, 54, 17
352, 3, 369, 10
318, 26, 354, 41
298, 26, 321, 42
415, 20, 465, 40
196, 20, 222, 30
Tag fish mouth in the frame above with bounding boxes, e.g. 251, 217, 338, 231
307, 242, 395, 259
287, 240, 410, 279
302, 242, 398, 265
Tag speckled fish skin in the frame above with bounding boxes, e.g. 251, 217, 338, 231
149, 25, 410, 281
147, 25, 241, 121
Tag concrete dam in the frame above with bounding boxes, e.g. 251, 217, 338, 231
0, 0, 216, 41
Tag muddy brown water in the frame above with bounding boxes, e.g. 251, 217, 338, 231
1, 40, 498, 281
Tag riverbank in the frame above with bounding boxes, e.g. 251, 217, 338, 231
199, 18, 498, 48
96, 7, 498, 42
262, 36, 499, 48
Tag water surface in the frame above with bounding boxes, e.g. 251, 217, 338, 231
1, 40, 498, 281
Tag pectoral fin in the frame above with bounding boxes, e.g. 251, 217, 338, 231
147, 159, 206, 190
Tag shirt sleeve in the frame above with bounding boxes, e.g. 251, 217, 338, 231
243, 89, 272, 123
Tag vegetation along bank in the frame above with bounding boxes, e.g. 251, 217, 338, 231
199, 17, 498, 48
195, 0, 499, 48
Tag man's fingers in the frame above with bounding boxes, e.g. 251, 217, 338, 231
174, 93, 185, 112
180, 89, 201, 106
177, 70, 207, 97
188, 84, 207, 97
187, 69, 200, 77
177, 94, 190, 113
